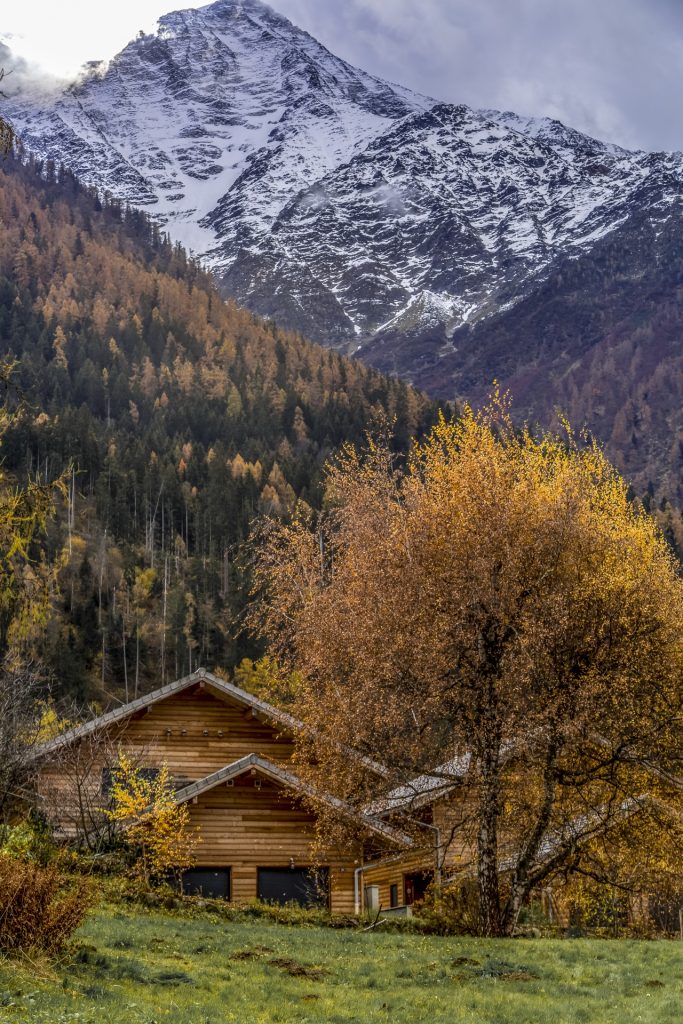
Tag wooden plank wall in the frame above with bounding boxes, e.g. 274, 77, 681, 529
36, 686, 296, 835
186, 775, 360, 914
362, 850, 433, 908
111, 687, 296, 778
362, 795, 472, 907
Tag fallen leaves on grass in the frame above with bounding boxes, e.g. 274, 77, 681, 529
452, 959, 540, 983
228, 945, 274, 961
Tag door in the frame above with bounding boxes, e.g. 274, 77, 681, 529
404, 870, 433, 906
257, 867, 329, 908
181, 867, 231, 899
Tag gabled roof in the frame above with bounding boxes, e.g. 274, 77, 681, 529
366, 755, 470, 816
172, 753, 413, 849
32, 668, 301, 759
33, 667, 390, 778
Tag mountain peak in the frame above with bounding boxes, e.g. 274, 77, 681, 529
7, 0, 683, 394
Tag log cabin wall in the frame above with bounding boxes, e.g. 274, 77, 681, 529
185, 774, 359, 914
109, 685, 296, 780
362, 795, 471, 909
362, 850, 433, 909
35, 684, 295, 838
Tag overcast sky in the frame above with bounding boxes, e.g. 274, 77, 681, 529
2, 0, 682, 152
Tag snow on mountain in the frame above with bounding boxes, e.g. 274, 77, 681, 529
5, 0, 428, 257
5, 0, 683, 389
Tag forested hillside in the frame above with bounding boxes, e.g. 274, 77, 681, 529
0, 153, 441, 703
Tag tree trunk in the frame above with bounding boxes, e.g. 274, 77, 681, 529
477, 768, 503, 936
502, 737, 559, 935
476, 659, 504, 936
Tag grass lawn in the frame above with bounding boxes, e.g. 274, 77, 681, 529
0, 904, 682, 1023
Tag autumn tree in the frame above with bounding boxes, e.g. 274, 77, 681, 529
108, 752, 200, 886
0, 362, 66, 819
250, 398, 683, 936
0, 151, 441, 700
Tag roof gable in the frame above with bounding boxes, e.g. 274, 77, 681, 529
32, 668, 301, 759
174, 753, 413, 849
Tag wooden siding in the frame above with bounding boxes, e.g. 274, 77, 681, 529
186, 774, 359, 914
35, 685, 296, 836
362, 850, 434, 909
107, 686, 296, 778
362, 795, 471, 908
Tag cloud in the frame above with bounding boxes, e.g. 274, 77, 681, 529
1, 0, 680, 150
0, 41, 68, 98
275, 0, 683, 151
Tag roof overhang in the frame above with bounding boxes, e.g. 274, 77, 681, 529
31, 668, 301, 760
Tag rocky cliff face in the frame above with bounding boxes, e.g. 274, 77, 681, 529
5, 0, 426, 259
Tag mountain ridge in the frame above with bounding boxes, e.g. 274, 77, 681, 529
10, 0, 683, 366
5, 0, 683, 512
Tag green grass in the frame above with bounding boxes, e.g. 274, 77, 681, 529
1, 904, 682, 1023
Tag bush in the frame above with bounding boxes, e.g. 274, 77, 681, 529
0, 855, 94, 955
0, 820, 56, 866
413, 882, 481, 935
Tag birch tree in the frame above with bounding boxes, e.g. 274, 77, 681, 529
250, 397, 683, 936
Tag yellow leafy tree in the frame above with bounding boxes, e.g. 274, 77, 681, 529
250, 394, 683, 937
108, 752, 200, 886
232, 655, 303, 707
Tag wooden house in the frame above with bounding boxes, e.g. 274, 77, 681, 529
359, 762, 469, 913
31, 668, 412, 913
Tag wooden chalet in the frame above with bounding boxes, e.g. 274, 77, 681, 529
31, 668, 412, 913
360, 761, 469, 913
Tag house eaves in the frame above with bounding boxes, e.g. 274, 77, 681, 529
30, 668, 301, 760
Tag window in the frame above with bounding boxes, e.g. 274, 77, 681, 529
101, 765, 160, 797
390, 883, 399, 908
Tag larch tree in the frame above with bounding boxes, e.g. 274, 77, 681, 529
108, 753, 200, 886
249, 397, 683, 937
0, 365, 67, 819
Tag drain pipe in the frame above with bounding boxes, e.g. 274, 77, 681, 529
407, 819, 442, 885
354, 865, 364, 917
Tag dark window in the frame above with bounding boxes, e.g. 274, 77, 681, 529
390, 883, 399, 908
101, 765, 160, 797
181, 868, 231, 900
257, 867, 330, 908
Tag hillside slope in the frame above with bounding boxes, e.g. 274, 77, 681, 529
0, 152, 440, 700
400, 205, 683, 507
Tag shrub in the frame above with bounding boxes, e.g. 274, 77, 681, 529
413, 882, 481, 935
0, 820, 56, 865
0, 855, 93, 955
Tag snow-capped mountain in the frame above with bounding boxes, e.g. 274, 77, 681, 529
4, 0, 427, 257
5, 0, 683, 396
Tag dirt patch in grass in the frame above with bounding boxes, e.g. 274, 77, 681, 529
154, 969, 194, 986
268, 957, 331, 981
228, 944, 274, 961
